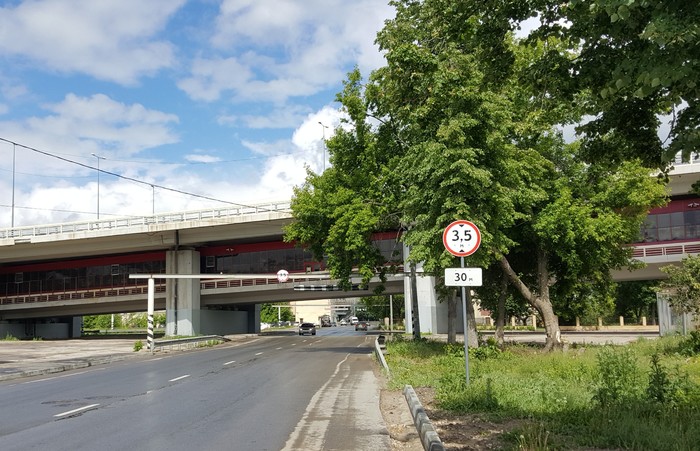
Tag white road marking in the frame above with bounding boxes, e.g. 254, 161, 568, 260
54, 403, 100, 418
224, 360, 236, 365
169, 375, 190, 382
255, 352, 263, 356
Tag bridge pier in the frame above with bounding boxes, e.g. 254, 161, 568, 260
166, 249, 201, 336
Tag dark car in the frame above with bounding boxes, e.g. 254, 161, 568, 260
299, 322, 317, 335
355, 321, 369, 331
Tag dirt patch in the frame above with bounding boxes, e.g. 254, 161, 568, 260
380, 385, 521, 451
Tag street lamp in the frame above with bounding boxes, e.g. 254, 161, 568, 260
318, 121, 329, 172
91, 153, 106, 219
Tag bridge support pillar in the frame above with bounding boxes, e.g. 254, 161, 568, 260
165, 249, 201, 336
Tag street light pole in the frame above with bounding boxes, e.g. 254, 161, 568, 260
11, 143, 16, 228
91, 153, 105, 219
318, 122, 329, 172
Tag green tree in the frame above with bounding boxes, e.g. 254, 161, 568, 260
360, 294, 405, 324
658, 255, 700, 315
260, 303, 293, 324
461, 0, 699, 167
286, 0, 667, 351
615, 280, 658, 323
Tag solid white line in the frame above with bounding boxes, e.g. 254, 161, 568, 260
54, 403, 100, 418
224, 360, 236, 365
276, 347, 283, 350
169, 374, 190, 382
255, 352, 263, 356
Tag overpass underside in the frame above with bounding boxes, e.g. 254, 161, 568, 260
0, 252, 404, 339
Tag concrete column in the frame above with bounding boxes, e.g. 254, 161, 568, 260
531, 315, 537, 329
510, 316, 516, 327
619, 316, 624, 326
165, 249, 201, 336
575, 317, 580, 328
642, 316, 647, 326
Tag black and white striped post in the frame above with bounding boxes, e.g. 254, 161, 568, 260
147, 277, 155, 352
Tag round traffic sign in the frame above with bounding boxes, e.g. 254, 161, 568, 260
443, 220, 481, 257
276, 269, 289, 283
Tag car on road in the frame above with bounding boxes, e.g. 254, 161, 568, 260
339, 319, 347, 326
355, 321, 369, 331
298, 322, 317, 335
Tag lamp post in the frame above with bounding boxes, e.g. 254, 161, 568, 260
91, 153, 105, 219
11, 143, 16, 228
318, 121, 329, 172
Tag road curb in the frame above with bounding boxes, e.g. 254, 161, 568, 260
403, 384, 445, 451
0, 354, 133, 382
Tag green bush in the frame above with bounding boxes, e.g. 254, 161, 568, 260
593, 346, 643, 406
133, 340, 143, 352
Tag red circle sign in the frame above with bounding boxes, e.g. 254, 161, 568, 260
443, 220, 481, 257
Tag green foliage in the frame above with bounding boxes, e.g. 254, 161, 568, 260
83, 314, 124, 330
133, 340, 143, 352
386, 337, 700, 449
676, 331, 700, 357
3, 333, 18, 341
658, 255, 700, 315
593, 346, 643, 406
260, 303, 293, 324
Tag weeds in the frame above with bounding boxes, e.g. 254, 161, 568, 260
133, 340, 143, 352
385, 336, 700, 450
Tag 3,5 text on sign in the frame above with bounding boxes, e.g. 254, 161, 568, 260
444, 268, 483, 287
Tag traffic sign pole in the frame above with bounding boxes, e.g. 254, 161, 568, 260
443, 220, 482, 387
461, 256, 470, 385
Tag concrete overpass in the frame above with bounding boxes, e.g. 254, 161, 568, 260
0, 201, 402, 338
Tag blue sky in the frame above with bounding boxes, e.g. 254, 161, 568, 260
0, 0, 395, 227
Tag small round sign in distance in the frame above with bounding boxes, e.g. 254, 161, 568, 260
276, 269, 289, 283
443, 220, 481, 257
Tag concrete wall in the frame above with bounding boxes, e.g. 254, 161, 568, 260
200, 310, 249, 335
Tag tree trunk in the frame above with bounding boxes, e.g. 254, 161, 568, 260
447, 292, 457, 344
465, 289, 479, 348
498, 250, 562, 351
495, 271, 507, 347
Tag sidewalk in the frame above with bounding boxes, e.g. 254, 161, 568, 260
0, 338, 142, 382
0, 335, 259, 382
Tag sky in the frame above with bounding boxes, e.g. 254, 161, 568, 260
0, 0, 396, 228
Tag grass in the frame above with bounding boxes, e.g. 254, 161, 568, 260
385, 334, 700, 450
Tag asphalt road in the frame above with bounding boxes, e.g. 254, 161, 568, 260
0, 331, 389, 451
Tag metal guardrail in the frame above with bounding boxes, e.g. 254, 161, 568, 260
0, 274, 332, 306
0, 200, 291, 241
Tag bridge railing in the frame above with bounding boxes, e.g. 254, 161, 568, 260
0, 201, 291, 241
0, 274, 328, 306
631, 241, 700, 259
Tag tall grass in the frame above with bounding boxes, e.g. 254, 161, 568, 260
385, 335, 700, 450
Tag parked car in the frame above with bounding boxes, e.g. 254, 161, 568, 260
298, 322, 317, 335
355, 321, 369, 331
339, 319, 347, 326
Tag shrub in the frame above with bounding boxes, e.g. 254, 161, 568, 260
133, 340, 144, 352
593, 346, 643, 406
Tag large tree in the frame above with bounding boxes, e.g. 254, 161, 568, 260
457, 0, 700, 167
285, 0, 668, 351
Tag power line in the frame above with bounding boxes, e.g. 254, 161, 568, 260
0, 137, 284, 212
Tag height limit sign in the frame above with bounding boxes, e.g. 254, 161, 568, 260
442, 220, 481, 257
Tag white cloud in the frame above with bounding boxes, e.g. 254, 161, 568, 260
178, 1, 393, 103
0, 0, 185, 85
184, 154, 221, 163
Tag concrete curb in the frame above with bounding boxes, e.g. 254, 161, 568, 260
403, 385, 445, 451
0, 354, 133, 382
